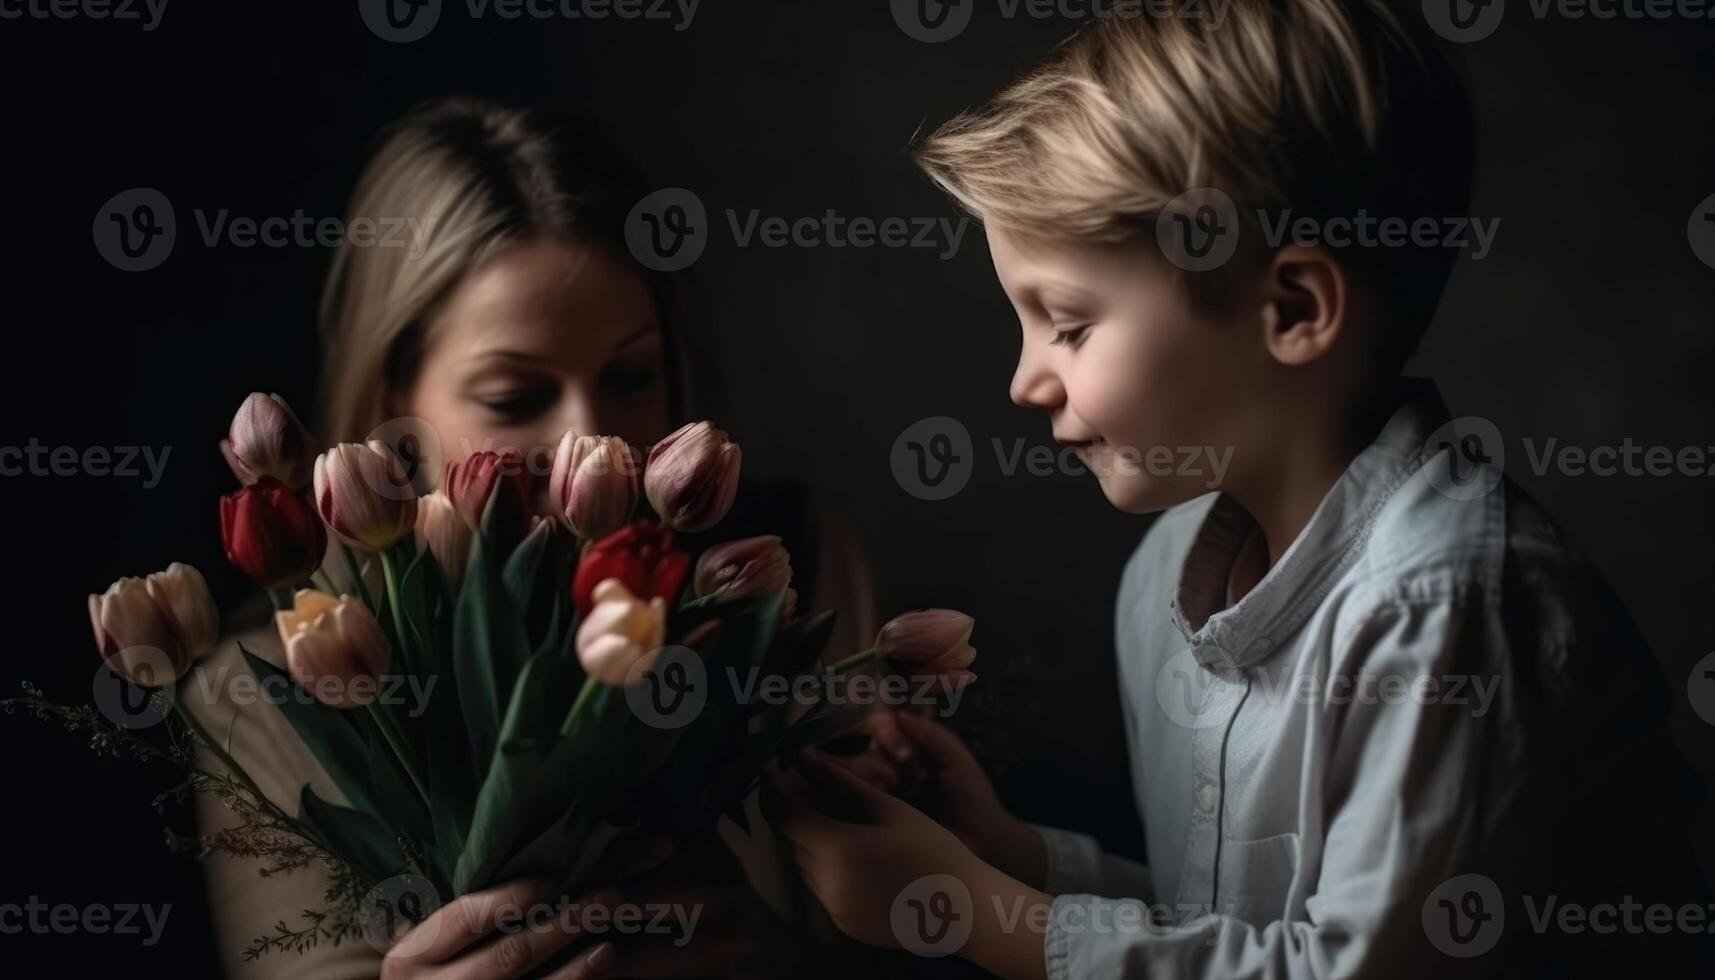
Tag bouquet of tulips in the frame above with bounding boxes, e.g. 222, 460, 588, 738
6, 393, 978, 958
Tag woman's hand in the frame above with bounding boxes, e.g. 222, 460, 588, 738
379, 839, 754, 979
379, 878, 616, 980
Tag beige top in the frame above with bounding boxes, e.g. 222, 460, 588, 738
188, 618, 386, 979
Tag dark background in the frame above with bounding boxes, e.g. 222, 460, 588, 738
1, 0, 1712, 972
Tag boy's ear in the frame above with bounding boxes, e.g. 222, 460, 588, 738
1258, 245, 1347, 367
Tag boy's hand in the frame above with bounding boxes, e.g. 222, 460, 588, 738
765, 749, 986, 951
890, 712, 1047, 890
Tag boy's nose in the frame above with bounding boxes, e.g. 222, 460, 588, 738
1010, 350, 1065, 410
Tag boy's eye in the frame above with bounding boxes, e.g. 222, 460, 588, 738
1048, 324, 1091, 348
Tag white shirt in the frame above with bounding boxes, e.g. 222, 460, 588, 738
1034, 380, 1707, 978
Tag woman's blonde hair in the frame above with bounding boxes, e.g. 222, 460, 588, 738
912, 0, 1473, 367
317, 96, 713, 444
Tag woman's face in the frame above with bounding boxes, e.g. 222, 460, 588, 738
400, 236, 673, 488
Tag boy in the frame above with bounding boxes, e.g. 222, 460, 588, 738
769, 2, 1709, 977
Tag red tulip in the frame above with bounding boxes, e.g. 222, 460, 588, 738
442, 450, 532, 546
220, 477, 327, 588
572, 519, 691, 614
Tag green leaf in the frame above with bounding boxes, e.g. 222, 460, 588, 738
455, 651, 591, 894
297, 785, 406, 886
239, 643, 380, 818
366, 727, 435, 858
451, 532, 532, 781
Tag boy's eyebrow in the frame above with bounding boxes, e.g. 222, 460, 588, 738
1034, 280, 1099, 309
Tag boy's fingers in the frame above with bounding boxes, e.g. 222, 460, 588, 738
798, 748, 894, 823
894, 710, 974, 771
762, 764, 843, 847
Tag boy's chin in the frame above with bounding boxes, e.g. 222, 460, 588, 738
1095, 473, 1210, 515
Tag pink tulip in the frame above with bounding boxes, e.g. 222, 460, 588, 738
312, 442, 419, 551
220, 393, 316, 489
550, 432, 639, 540
644, 421, 741, 533
693, 535, 792, 601
874, 609, 976, 688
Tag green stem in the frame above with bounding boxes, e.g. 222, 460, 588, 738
366, 702, 430, 809
311, 569, 338, 594
826, 648, 877, 674
378, 547, 413, 669
339, 543, 376, 611
559, 676, 603, 736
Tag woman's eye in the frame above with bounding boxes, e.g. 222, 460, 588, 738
477, 388, 556, 419
1048, 324, 1091, 348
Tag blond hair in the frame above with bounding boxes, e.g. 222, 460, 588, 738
317, 97, 712, 444
913, 0, 1473, 363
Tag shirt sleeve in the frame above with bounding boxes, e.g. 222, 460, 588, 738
1031, 823, 1156, 904
1045, 594, 1522, 980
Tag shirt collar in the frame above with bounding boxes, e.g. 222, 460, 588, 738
1169, 378, 1450, 670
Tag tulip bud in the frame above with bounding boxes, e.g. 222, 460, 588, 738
312, 441, 419, 551
550, 432, 639, 540
571, 519, 692, 614
414, 491, 473, 587
874, 609, 976, 688
644, 421, 741, 533
693, 535, 792, 601
220, 477, 327, 588
276, 589, 390, 708
442, 449, 533, 547
575, 579, 667, 685
89, 563, 220, 687
220, 393, 316, 489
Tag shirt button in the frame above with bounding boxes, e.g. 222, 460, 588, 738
1196, 782, 1218, 814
